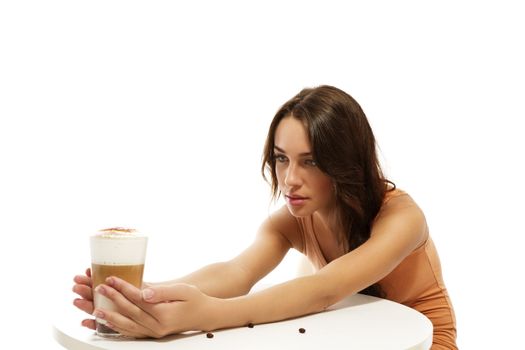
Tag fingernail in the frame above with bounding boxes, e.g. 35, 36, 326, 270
95, 285, 106, 295
93, 310, 104, 319
105, 277, 114, 286
142, 289, 154, 300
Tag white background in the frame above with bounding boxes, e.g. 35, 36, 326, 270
1, 1, 524, 349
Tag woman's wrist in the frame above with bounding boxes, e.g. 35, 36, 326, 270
205, 296, 247, 331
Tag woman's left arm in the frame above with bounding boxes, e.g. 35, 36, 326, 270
95, 201, 427, 337
215, 200, 428, 328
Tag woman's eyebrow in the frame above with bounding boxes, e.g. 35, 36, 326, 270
274, 145, 312, 156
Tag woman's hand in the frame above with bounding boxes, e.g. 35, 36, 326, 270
92, 277, 223, 338
72, 268, 96, 330
72, 268, 155, 331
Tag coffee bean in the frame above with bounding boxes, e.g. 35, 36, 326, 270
206, 332, 214, 338
299, 328, 306, 333
247, 323, 254, 328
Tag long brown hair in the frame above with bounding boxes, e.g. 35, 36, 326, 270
261, 85, 394, 298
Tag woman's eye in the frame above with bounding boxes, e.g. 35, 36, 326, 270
305, 159, 317, 167
274, 154, 287, 163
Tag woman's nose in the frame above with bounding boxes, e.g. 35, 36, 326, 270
284, 163, 302, 188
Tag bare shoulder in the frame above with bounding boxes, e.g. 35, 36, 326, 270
372, 191, 428, 247
261, 205, 303, 251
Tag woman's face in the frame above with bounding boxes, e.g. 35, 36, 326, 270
274, 116, 335, 217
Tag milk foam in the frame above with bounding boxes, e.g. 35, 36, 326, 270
90, 228, 147, 265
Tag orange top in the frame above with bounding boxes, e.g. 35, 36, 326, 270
296, 189, 457, 350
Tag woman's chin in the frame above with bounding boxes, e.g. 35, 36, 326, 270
286, 204, 313, 217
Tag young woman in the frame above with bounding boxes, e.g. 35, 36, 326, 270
73, 85, 457, 349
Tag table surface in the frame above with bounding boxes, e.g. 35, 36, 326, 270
53, 291, 432, 350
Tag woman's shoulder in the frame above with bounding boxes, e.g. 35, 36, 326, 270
371, 189, 428, 249
262, 205, 304, 250
382, 188, 419, 211
376, 189, 428, 237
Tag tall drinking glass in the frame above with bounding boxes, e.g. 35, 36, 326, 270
90, 227, 148, 337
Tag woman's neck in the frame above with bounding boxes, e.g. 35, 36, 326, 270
315, 207, 345, 243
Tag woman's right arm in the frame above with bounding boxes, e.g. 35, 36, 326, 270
72, 207, 294, 319
154, 211, 293, 298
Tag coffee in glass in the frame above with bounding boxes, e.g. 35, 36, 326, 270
90, 227, 148, 337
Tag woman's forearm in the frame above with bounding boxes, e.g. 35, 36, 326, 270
151, 261, 253, 298
213, 274, 337, 330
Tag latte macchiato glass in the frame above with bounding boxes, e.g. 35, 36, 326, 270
90, 227, 148, 338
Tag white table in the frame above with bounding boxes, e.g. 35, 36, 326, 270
53, 292, 432, 350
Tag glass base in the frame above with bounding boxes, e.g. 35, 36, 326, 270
96, 323, 121, 338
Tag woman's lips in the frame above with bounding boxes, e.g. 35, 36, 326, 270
285, 195, 308, 206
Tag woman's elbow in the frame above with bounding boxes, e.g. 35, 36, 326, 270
309, 275, 351, 312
